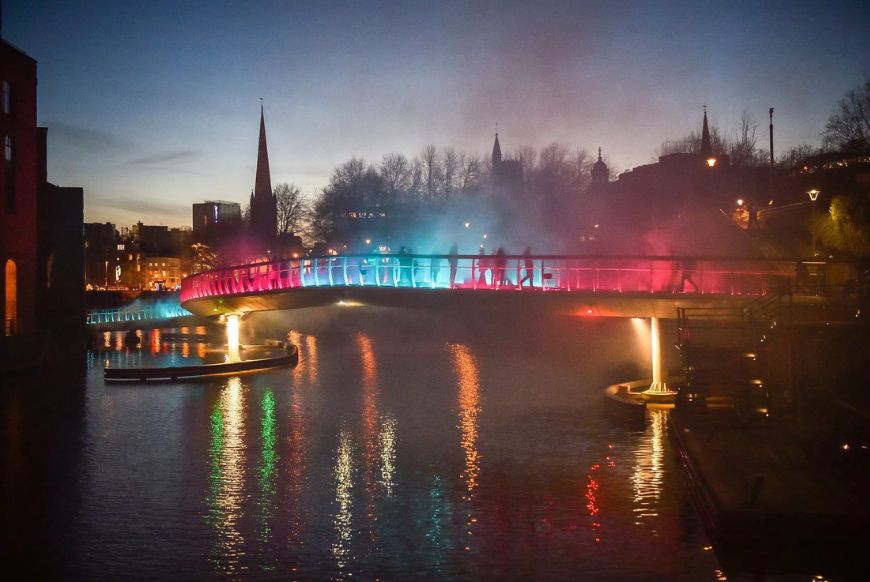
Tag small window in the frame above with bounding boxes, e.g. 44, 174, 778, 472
1, 82, 10, 114
4, 136, 11, 163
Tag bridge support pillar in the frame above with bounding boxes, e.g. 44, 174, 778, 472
643, 316, 677, 400
226, 314, 241, 363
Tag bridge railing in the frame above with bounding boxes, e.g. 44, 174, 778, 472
86, 304, 193, 325
181, 254, 815, 303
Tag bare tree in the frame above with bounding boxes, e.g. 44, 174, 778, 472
459, 152, 482, 195
777, 143, 819, 169
441, 147, 459, 199
728, 111, 764, 167
379, 153, 411, 202
513, 145, 538, 173
822, 80, 870, 153
274, 182, 308, 236
419, 145, 442, 202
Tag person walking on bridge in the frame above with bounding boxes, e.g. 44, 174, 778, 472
448, 243, 458, 288
520, 246, 534, 288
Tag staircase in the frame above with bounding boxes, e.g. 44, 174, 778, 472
676, 292, 786, 417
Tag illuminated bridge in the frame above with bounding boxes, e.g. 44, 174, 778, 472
179, 254, 828, 320
180, 253, 850, 397
87, 296, 192, 327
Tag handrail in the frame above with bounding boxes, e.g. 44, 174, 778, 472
181, 254, 821, 305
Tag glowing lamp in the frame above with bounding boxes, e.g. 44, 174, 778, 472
464, 222, 470, 229
365, 239, 371, 245
706, 157, 717, 167
736, 199, 744, 207
807, 189, 820, 201
483, 233, 488, 239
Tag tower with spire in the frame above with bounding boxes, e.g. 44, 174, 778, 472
492, 132, 502, 166
591, 146, 609, 187
249, 103, 278, 240
489, 131, 523, 197
700, 106, 713, 158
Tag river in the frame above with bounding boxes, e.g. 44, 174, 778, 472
1, 306, 723, 580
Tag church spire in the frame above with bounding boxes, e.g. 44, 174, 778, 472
250, 102, 277, 239
254, 102, 272, 201
700, 106, 712, 157
492, 132, 502, 166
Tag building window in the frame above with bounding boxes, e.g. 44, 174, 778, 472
5, 259, 17, 335
4, 136, 11, 163
1, 82, 9, 114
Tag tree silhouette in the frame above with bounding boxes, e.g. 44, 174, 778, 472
822, 80, 870, 153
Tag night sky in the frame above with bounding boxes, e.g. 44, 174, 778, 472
4, 0, 869, 227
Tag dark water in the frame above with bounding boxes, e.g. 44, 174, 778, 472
2, 308, 724, 580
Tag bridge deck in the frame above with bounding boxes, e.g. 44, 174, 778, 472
181, 254, 834, 319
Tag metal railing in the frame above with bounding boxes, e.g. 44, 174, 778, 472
181, 254, 813, 304
86, 304, 192, 325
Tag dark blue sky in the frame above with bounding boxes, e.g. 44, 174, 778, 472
4, 0, 869, 226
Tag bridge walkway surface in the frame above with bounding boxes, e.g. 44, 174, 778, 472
179, 254, 853, 319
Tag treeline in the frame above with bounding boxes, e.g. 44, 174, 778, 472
270, 142, 605, 249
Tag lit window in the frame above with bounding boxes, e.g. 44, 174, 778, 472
1, 82, 9, 114
116, 244, 124, 251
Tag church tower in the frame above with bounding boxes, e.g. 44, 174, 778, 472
700, 107, 712, 158
249, 104, 277, 239
491, 132, 502, 167
591, 147, 609, 187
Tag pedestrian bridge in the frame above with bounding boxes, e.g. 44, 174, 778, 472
180, 254, 830, 319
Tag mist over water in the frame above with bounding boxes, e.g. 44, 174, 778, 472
2, 307, 721, 580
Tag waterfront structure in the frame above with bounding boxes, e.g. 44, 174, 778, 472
192, 200, 241, 244
248, 105, 278, 242
1, 37, 84, 341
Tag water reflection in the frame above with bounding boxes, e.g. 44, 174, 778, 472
378, 416, 397, 496
206, 376, 246, 574
448, 343, 481, 552
258, 389, 277, 542
332, 427, 355, 575
632, 408, 667, 527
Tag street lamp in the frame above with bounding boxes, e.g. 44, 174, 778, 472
807, 189, 820, 256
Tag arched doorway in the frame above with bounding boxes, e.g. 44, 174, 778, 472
5, 258, 17, 335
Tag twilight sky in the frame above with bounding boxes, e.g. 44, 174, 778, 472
4, 0, 869, 228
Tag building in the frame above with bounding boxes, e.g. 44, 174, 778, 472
143, 257, 186, 290
192, 200, 241, 244
1, 38, 84, 342
249, 105, 277, 242
590, 147, 609, 188
490, 132, 523, 197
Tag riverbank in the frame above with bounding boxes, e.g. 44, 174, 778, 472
670, 404, 868, 578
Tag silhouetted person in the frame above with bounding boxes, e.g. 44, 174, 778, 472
476, 247, 487, 287
520, 246, 534, 287
448, 243, 458, 288
681, 258, 699, 292
495, 246, 507, 287
747, 203, 759, 230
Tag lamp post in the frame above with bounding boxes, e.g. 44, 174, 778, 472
807, 189, 820, 256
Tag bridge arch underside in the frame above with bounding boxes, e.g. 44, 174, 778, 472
182, 287, 757, 320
